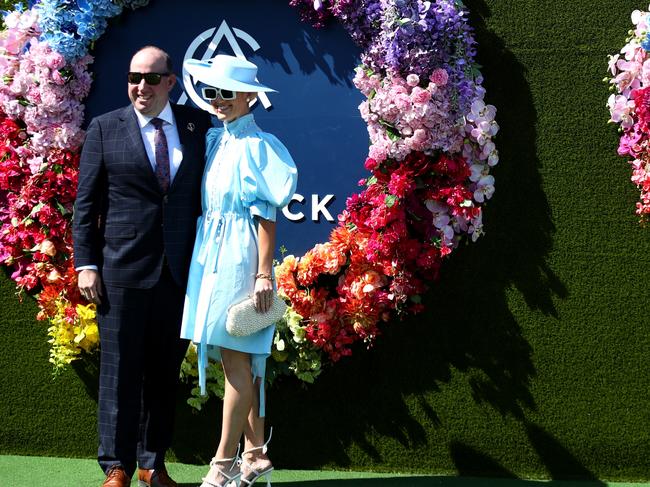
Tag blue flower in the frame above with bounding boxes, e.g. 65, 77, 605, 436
35, 0, 128, 61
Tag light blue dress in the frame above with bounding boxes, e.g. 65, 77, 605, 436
180, 113, 298, 416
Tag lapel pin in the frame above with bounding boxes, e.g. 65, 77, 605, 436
187, 122, 195, 132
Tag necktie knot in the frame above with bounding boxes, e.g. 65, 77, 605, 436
151, 117, 164, 130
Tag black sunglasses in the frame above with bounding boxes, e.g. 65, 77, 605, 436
127, 72, 170, 85
201, 86, 237, 101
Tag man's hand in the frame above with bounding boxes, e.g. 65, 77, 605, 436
78, 269, 103, 305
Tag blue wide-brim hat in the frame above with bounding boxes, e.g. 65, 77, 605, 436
184, 54, 277, 93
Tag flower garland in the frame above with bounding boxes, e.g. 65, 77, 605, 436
0, 0, 498, 403
0, 0, 147, 369
273, 0, 498, 380
607, 7, 650, 223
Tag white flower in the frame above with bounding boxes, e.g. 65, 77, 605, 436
608, 54, 620, 76
470, 163, 488, 182
425, 200, 455, 240
469, 212, 484, 242
474, 175, 495, 203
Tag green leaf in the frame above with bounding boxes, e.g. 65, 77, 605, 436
22, 203, 44, 224
386, 129, 400, 142
56, 202, 69, 216
379, 119, 401, 141
187, 397, 203, 411
385, 194, 397, 208
378, 118, 396, 130
29, 202, 45, 216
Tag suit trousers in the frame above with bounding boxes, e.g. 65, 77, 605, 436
97, 263, 188, 476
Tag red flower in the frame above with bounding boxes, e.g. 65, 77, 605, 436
633, 86, 650, 131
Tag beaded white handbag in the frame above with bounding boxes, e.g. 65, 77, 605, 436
226, 294, 288, 337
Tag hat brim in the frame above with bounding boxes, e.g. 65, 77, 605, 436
184, 59, 277, 93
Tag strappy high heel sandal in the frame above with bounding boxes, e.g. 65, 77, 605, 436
240, 428, 274, 486
200, 446, 242, 487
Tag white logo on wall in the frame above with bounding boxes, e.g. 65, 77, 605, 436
180, 20, 335, 223
179, 20, 272, 111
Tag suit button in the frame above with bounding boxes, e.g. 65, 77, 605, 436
163, 195, 168, 204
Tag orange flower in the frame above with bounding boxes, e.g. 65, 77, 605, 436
329, 226, 353, 254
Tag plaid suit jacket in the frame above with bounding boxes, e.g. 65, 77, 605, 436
73, 103, 212, 288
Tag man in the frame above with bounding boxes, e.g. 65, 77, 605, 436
73, 46, 211, 487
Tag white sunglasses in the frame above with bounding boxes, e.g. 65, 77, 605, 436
201, 86, 237, 101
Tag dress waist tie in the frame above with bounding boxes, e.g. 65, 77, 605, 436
196, 214, 224, 272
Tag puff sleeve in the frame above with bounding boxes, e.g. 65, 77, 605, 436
240, 133, 298, 222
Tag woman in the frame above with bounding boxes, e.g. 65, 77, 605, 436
181, 55, 298, 487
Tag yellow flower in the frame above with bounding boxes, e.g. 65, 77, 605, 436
76, 303, 96, 321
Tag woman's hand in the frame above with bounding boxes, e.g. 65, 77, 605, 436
255, 217, 276, 313
254, 276, 274, 313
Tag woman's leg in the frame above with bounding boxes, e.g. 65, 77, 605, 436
242, 378, 272, 477
217, 348, 254, 457
203, 348, 253, 485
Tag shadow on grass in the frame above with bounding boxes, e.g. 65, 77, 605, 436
524, 422, 605, 483
177, 480, 614, 487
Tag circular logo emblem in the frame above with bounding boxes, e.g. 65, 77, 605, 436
180, 20, 271, 112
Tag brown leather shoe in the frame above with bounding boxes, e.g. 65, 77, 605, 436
102, 466, 130, 487
137, 467, 178, 487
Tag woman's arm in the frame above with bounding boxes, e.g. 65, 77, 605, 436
254, 217, 276, 313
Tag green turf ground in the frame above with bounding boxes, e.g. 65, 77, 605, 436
1, 455, 649, 487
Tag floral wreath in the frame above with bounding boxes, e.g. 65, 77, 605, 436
0, 0, 498, 408
607, 7, 650, 223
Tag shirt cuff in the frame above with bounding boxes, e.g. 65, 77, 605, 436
76, 265, 98, 272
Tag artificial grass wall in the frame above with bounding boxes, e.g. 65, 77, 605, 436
1, 0, 650, 482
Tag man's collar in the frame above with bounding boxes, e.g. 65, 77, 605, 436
133, 102, 175, 128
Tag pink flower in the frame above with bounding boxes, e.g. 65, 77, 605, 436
618, 130, 643, 157
27, 156, 44, 174
387, 171, 414, 198
410, 86, 431, 104
608, 94, 634, 129
429, 68, 449, 86
368, 141, 388, 163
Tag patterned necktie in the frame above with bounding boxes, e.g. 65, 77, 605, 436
151, 117, 170, 193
